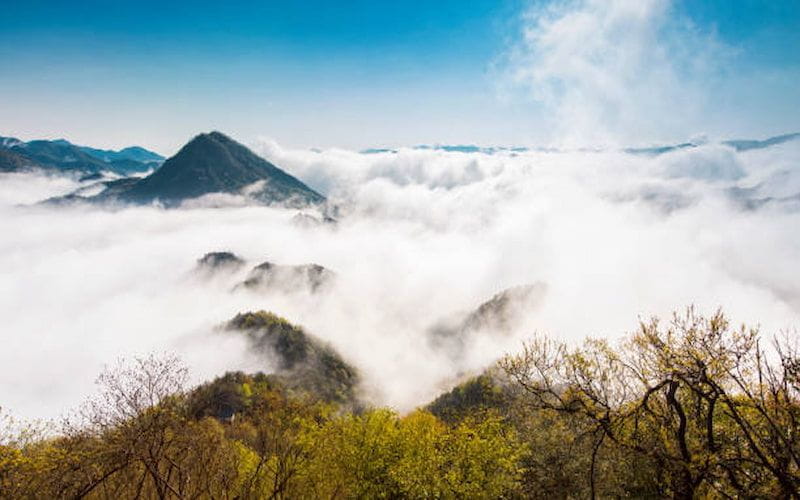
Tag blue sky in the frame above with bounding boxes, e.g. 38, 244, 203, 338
0, 0, 798, 154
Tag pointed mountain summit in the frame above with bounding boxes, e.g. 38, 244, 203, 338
118, 131, 324, 207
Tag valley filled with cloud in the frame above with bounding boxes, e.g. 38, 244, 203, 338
2, 136, 798, 420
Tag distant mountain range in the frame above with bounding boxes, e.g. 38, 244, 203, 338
625, 132, 800, 156
0, 136, 163, 175
361, 132, 800, 156
721, 132, 800, 152
9, 129, 799, 209
47, 131, 325, 208
71, 143, 163, 164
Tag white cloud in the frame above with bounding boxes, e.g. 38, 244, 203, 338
2, 137, 799, 421
503, 0, 731, 146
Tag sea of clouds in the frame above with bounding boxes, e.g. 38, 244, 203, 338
1, 138, 799, 420
1, 0, 798, 421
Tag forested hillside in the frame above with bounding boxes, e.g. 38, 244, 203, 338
2, 308, 799, 498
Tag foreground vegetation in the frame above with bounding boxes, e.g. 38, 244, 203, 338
2, 308, 799, 498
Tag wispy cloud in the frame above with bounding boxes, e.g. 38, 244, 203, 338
502, 0, 732, 146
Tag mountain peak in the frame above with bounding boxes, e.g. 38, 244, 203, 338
118, 131, 324, 207
186, 130, 233, 146
174, 131, 240, 159
206, 130, 231, 140
180, 130, 226, 149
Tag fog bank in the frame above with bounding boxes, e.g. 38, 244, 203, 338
1, 138, 799, 420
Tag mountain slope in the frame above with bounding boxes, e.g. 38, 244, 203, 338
0, 148, 41, 172
226, 310, 360, 405
118, 131, 324, 206
7, 139, 109, 173
427, 283, 547, 359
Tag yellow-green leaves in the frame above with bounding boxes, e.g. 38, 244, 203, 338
297, 409, 525, 498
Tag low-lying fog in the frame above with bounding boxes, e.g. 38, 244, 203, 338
2, 140, 799, 420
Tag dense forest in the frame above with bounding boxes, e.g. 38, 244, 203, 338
2, 308, 799, 499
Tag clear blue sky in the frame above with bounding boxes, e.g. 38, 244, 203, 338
0, 0, 798, 154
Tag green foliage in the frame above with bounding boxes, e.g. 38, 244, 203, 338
188, 371, 273, 421
502, 307, 800, 498
3, 308, 798, 498
1, 357, 524, 499
229, 310, 296, 332
298, 409, 526, 498
427, 369, 509, 423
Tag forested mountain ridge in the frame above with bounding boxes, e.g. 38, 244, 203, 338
3, 308, 800, 498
